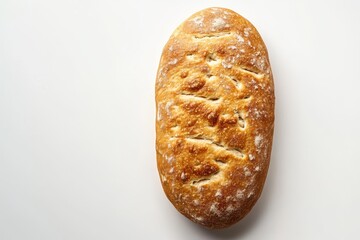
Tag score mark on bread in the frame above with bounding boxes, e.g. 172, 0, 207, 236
155, 7, 275, 229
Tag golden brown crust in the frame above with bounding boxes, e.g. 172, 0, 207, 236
155, 7, 275, 229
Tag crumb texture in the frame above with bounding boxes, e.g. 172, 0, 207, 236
156, 7, 274, 229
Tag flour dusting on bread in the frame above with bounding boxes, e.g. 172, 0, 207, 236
156, 7, 274, 229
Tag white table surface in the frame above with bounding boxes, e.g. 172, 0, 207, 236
1, 0, 360, 239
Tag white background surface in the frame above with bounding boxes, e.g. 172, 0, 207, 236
1, 0, 360, 239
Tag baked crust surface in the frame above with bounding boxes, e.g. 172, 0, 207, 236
156, 7, 275, 229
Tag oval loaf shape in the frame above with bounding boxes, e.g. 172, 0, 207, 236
155, 7, 275, 229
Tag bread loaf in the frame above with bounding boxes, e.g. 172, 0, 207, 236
155, 7, 275, 229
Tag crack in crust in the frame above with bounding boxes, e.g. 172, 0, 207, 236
234, 110, 246, 129
191, 160, 228, 187
192, 178, 211, 185
179, 93, 221, 102
193, 32, 232, 39
229, 76, 242, 89
233, 65, 264, 79
183, 136, 245, 159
